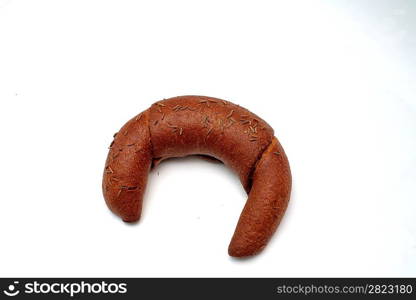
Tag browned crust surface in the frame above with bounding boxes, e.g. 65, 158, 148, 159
228, 137, 292, 257
148, 96, 274, 191
102, 110, 152, 222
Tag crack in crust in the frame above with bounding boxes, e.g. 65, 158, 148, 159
244, 138, 273, 194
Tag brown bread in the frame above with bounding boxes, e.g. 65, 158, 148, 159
102, 95, 291, 257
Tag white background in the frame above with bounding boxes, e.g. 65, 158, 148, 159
0, 0, 415, 277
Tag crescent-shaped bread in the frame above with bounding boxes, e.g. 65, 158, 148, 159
103, 96, 291, 257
